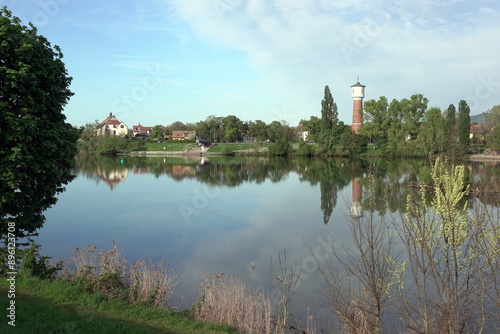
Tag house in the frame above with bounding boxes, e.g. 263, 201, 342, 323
96, 113, 128, 136
172, 130, 196, 141
132, 124, 154, 137
296, 125, 309, 142
132, 124, 169, 139
470, 124, 490, 142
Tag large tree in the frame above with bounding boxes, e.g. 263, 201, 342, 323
458, 100, 471, 153
359, 96, 390, 146
0, 7, 79, 241
421, 107, 446, 155
400, 93, 428, 140
484, 105, 500, 130
320, 85, 338, 148
445, 104, 458, 155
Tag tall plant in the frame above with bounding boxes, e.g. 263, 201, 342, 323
398, 158, 492, 333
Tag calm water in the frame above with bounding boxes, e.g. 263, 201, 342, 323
35, 155, 500, 330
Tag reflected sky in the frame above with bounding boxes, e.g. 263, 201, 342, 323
36, 156, 500, 330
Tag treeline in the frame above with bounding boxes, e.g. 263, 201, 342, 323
78, 86, 500, 157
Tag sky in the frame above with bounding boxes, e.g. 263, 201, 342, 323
4, 0, 500, 128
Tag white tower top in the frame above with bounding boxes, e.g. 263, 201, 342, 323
351, 81, 366, 100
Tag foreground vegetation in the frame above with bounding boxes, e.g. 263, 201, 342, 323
0, 276, 237, 334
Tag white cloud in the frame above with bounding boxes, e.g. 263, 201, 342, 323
167, 0, 499, 121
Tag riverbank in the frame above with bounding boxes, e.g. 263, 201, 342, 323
0, 275, 237, 334
119, 142, 500, 161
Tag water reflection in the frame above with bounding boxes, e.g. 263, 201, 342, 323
37, 155, 500, 330
75, 156, 500, 223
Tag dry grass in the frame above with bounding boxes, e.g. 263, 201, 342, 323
68, 243, 178, 307
129, 258, 178, 307
193, 273, 279, 334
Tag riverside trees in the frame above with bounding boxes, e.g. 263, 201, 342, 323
360, 95, 475, 156
0, 7, 79, 243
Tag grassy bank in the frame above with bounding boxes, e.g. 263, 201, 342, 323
0, 275, 237, 334
129, 141, 197, 152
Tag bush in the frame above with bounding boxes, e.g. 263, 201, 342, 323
19, 243, 62, 280
269, 138, 291, 156
297, 141, 314, 156
221, 146, 235, 156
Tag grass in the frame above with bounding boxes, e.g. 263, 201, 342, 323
193, 274, 277, 334
129, 141, 196, 152
207, 143, 273, 153
0, 276, 237, 334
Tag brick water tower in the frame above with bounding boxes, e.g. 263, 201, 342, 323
351, 79, 366, 134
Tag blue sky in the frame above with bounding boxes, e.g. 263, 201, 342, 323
4, 0, 500, 127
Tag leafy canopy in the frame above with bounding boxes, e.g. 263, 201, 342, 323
0, 7, 78, 239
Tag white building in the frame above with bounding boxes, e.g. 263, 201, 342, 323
96, 113, 128, 136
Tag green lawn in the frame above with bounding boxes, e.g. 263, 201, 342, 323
129, 141, 197, 152
207, 143, 273, 153
0, 276, 236, 334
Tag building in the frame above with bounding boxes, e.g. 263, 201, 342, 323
132, 123, 168, 138
96, 113, 128, 136
351, 80, 366, 134
172, 130, 196, 141
132, 124, 154, 137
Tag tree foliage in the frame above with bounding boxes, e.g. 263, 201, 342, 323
0, 7, 79, 239
457, 100, 471, 153
484, 105, 500, 130
320, 85, 338, 148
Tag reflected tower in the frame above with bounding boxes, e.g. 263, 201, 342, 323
351, 79, 366, 134
350, 177, 363, 218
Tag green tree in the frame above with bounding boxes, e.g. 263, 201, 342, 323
222, 115, 243, 142
421, 107, 446, 156
484, 105, 500, 130
169, 121, 187, 131
485, 126, 500, 151
359, 96, 390, 146
401, 94, 428, 140
458, 100, 471, 153
299, 115, 321, 140
0, 7, 79, 241
445, 104, 457, 155
268, 137, 291, 156
247, 119, 268, 142
149, 125, 165, 141
267, 121, 283, 143
320, 85, 338, 148
387, 98, 405, 154
339, 130, 369, 155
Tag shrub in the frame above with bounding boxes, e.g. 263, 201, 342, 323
269, 138, 291, 156
19, 243, 62, 280
297, 141, 314, 156
221, 146, 235, 156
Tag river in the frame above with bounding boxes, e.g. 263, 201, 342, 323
35, 155, 500, 332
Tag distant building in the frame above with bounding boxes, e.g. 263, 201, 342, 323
296, 125, 309, 141
96, 113, 128, 136
172, 130, 196, 141
132, 124, 169, 139
351, 80, 366, 134
132, 124, 154, 137
470, 124, 490, 142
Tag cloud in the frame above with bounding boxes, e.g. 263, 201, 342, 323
168, 0, 500, 120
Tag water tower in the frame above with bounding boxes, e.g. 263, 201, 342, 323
351, 79, 366, 134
